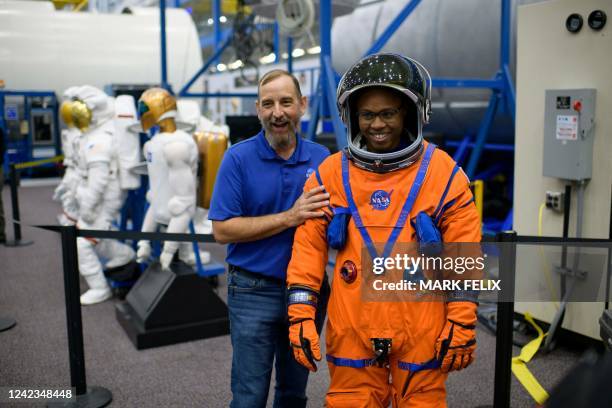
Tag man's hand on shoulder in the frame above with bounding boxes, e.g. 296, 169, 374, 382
285, 185, 330, 228
212, 186, 330, 244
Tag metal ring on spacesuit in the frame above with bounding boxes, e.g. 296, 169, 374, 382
340, 260, 357, 284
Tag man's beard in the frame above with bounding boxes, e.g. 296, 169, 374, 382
262, 118, 298, 150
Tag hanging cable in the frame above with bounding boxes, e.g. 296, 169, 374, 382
232, 5, 258, 83
538, 202, 560, 309
276, 0, 315, 38
231, 2, 274, 84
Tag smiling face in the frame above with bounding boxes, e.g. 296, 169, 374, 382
355, 87, 406, 153
256, 74, 307, 152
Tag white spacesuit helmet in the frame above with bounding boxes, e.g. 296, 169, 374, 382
70, 85, 115, 131
336, 53, 432, 173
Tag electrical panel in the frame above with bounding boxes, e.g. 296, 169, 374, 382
542, 89, 596, 180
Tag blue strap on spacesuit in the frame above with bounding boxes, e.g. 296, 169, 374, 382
458, 197, 475, 209
434, 198, 457, 226
409, 164, 461, 255
397, 357, 441, 372
326, 354, 441, 372
414, 211, 443, 256
327, 207, 351, 249
431, 164, 460, 225
341, 143, 436, 261
326, 355, 375, 368
313, 169, 352, 249
313, 169, 333, 215
381, 144, 435, 260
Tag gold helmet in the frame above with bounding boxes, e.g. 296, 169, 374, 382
138, 87, 177, 131
59, 101, 74, 127
71, 99, 93, 132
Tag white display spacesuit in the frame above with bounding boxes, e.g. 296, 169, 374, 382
53, 88, 82, 225
71, 85, 135, 305
136, 88, 199, 271
175, 99, 231, 262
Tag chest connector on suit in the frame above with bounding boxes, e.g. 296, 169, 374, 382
340, 260, 358, 284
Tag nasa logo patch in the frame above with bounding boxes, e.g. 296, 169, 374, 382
306, 167, 315, 179
370, 189, 393, 210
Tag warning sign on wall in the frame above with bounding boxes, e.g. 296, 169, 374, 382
556, 115, 578, 140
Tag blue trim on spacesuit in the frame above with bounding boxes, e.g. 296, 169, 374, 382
340, 143, 436, 261
397, 358, 441, 372
326, 354, 441, 372
432, 164, 460, 222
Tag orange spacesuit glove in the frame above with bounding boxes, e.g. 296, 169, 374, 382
435, 301, 477, 373
288, 303, 321, 372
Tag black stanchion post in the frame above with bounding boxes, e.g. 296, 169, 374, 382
605, 187, 611, 310
493, 231, 517, 408
5, 163, 32, 247
10, 163, 21, 242
61, 225, 87, 395
0, 165, 18, 329
49, 225, 112, 408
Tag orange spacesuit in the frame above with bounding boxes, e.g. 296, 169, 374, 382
286, 54, 481, 407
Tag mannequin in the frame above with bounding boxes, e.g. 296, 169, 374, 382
71, 85, 135, 305
135, 88, 199, 270
53, 88, 81, 225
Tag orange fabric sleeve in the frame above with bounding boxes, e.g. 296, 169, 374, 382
438, 166, 481, 243
286, 166, 332, 293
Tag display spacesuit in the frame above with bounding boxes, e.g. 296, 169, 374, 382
174, 99, 231, 264
53, 89, 81, 225
71, 85, 135, 305
286, 54, 481, 407
135, 88, 199, 271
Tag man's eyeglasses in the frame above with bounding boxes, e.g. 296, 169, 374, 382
357, 107, 402, 123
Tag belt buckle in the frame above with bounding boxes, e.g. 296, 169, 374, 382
371, 338, 392, 368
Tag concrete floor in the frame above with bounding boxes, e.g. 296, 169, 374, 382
0, 181, 590, 407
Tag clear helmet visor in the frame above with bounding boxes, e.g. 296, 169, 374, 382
336, 53, 432, 172
344, 84, 425, 173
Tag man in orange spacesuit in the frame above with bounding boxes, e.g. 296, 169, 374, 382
286, 53, 481, 407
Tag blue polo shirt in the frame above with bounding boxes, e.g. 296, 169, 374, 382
209, 130, 330, 279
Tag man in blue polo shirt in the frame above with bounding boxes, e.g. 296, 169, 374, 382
209, 69, 330, 408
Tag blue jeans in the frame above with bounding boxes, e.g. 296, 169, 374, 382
227, 266, 329, 408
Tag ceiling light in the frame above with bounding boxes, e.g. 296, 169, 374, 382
259, 53, 276, 64
228, 60, 243, 70
307, 46, 321, 54
216, 63, 227, 72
